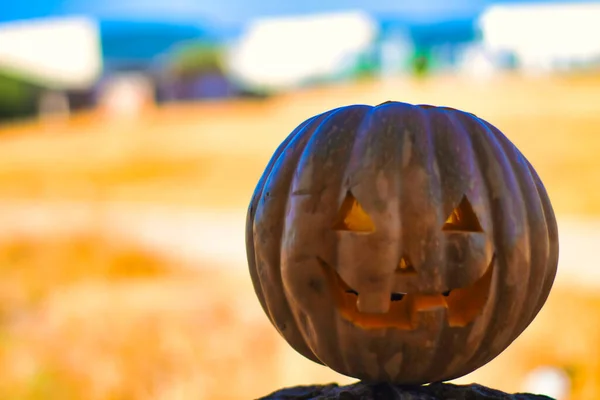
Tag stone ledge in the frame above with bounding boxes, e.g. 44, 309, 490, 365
258, 381, 555, 400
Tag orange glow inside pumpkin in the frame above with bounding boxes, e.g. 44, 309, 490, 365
442, 195, 483, 232
317, 256, 495, 330
332, 191, 375, 233
396, 255, 417, 275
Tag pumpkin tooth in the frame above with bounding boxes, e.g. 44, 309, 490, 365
356, 292, 391, 314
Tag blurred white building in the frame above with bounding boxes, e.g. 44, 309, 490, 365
227, 11, 378, 91
0, 16, 102, 89
479, 2, 600, 73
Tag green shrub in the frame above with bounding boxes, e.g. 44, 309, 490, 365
0, 70, 38, 122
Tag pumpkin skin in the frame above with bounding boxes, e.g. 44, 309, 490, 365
245, 101, 559, 384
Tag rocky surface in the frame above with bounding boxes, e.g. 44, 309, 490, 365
258, 381, 554, 400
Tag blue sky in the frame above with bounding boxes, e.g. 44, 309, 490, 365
1, 0, 591, 27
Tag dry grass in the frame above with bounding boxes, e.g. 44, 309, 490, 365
1, 279, 278, 400
0, 73, 598, 214
1, 233, 600, 399
0, 235, 346, 400
0, 234, 175, 321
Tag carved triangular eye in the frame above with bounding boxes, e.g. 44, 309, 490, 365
396, 255, 417, 275
442, 195, 483, 232
333, 191, 375, 233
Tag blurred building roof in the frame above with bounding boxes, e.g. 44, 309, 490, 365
0, 17, 102, 89
480, 2, 600, 70
2, 0, 597, 87
227, 11, 378, 90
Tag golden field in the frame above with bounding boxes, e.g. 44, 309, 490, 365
0, 73, 599, 399
1, 73, 600, 215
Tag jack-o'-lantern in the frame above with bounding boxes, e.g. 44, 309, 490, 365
245, 101, 559, 384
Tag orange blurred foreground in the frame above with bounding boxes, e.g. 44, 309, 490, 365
0, 233, 598, 399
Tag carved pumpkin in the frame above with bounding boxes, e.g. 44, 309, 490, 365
245, 101, 559, 384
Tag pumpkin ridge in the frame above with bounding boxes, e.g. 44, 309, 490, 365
404, 105, 450, 379
430, 111, 499, 377
288, 105, 374, 371
253, 113, 332, 365
335, 104, 409, 378
524, 160, 559, 318
522, 165, 552, 325
260, 121, 315, 320
423, 110, 486, 378
450, 115, 518, 372
484, 121, 545, 336
331, 106, 379, 376
397, 105, 446, 293
246, 114, 318, 318
411, 107, 455, 380
431, 109, 479, 287
371, 103, 412, 381
275, 113, 339, 362
475, 118, 534, 355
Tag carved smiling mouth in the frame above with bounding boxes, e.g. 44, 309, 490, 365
318, 256, 495, 330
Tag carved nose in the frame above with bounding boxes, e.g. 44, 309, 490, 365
356, 291, 391, 314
